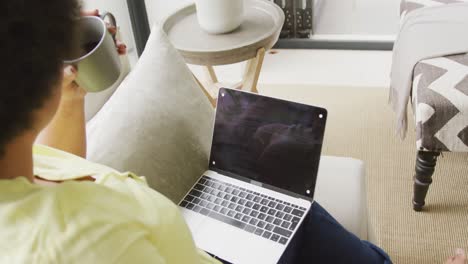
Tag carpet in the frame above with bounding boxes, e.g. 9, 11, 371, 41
258, 84, 468, 264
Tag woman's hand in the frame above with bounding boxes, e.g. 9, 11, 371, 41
81, 9, 127, 55
61, 65, 86, 102
445, 249, 467, 264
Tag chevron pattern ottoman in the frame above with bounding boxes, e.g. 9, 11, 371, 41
401, 0, 468, 211
412, 54, 468, 152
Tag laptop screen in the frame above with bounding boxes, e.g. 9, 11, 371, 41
209, 88, 327, 198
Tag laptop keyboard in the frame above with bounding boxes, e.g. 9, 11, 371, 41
180, 176, 307, 245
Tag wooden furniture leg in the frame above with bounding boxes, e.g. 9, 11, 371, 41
192, 66, 220, 107
194, 49, 266, 107
413, 151, 440, 211
204, 66, 218, 84
193, 74, 216, 107
242, 48, 266, 93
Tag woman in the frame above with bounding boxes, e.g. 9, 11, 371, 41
0, 0, 464, 263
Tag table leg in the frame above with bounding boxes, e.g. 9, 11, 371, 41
242, 48, 266, 93
192, 49, 266, 107
204, 66, 219, 84
193, 74, 217, 107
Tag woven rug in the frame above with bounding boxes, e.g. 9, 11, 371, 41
258, 84, 468, 264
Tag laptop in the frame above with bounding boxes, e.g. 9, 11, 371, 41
179, 88, 327, 264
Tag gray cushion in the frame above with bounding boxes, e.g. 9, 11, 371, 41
86, 26, 214, 202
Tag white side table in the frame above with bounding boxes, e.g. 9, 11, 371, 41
162, 0, 284, 107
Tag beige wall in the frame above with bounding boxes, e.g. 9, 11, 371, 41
144, 0, 193, 26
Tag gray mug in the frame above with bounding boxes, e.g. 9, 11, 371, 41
64, 12, 121, 93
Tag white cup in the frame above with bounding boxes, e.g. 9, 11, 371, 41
195, 0, 244, 34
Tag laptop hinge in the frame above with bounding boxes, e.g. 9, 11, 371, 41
209, 167, 314, 202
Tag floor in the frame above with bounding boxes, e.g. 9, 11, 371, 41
256, 83, 468, 264
190, 49, 393, 89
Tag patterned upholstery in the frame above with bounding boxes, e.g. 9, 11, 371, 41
412, 55, 468, 152
401, 0, 468, 152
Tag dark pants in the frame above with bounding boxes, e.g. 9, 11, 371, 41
278, 202, 392, 264
215, 202, 391, 264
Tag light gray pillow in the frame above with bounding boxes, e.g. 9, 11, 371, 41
86, 26, 214, 203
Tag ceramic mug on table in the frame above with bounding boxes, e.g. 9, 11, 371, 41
64, 12, 121, 93
195, 0, 245, 34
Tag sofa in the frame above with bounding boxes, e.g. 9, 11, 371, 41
80, 21, 370, 240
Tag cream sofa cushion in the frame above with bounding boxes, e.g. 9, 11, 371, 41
315, 156, 368, 240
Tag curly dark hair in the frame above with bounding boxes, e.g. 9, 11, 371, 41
0, 0, 80, 155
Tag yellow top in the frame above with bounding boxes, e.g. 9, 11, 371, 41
0, 145, 219, 264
